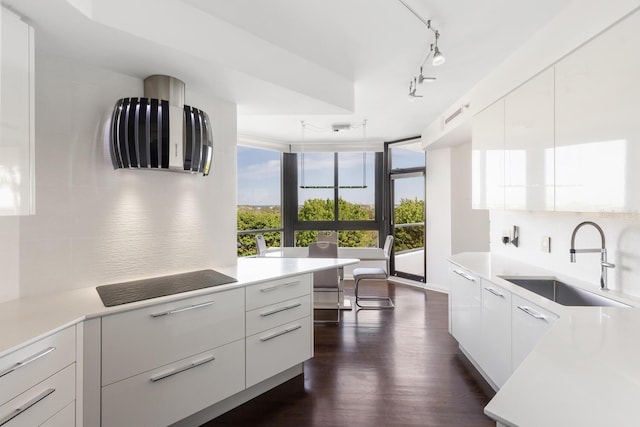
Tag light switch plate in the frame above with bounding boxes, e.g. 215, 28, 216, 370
541, 236, 551, 253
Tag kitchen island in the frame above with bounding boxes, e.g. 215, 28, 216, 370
0, 257, 358, 426
449, 252, 640, 427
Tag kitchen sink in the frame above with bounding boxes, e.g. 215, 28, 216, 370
499, 276, 630, 307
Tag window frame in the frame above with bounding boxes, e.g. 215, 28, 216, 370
282, 152, 384, 247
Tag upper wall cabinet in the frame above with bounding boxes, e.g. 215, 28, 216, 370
555, 10, 640, 212
504, 68, 555, 211
1, 7, 35, 216
472, 99, 504, 210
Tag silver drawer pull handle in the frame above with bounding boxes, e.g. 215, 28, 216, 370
484, 287, 504, 298
260, 281, 299, 293
260, 302, 302, 317
150, 354, 216, 382
260, 324, 302, 342
453, 270, 476, 282
518, 305, 546, 320
150, 300, 215, 318
0, 347, 56, 378
0, 388, 55, 426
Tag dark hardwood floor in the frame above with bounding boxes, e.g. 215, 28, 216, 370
203, 282, 494, 427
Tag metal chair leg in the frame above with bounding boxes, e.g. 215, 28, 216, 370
354, 277, 395, 310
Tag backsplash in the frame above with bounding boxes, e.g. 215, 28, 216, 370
490, 210, 640, 297
0, 52, 238, 303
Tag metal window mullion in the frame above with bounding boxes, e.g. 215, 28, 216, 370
333, 152, 339, 221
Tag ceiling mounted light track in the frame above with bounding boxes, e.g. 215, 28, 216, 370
110, 75, 213, 176
398, 0, 446, 99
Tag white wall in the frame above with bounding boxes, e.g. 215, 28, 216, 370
426, 147, 451, 290
0, 51, 237, 302
426, 143, 489, 291
451, 143, 489, 255
491, 211, 640, 297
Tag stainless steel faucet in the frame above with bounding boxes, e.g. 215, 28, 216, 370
569, 221, 615, 290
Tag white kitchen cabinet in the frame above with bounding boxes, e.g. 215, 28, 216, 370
512, 294, 558, 370
555, 9, 640, 212
449, 265, 482, 361
100, 288, 246, 426
0, 326, 76, 425
245, 274, 313, 388
0, 6, 35, 216
472, 99, 505, 210
102, 340, 245, 427
101, 288, 245, 386
479, 280, 512, 388
504, 67, 555, 211
0, 326, 75, 406
0, 364, 75, 427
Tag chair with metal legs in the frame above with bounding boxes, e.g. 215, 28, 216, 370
352, 235, 395, 309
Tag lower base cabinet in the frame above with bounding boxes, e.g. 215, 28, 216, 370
511, 294, 558, 370
0, 364, 75, 427
479, 281, 511, 388
102, 340, 245, 427
448, 261, 558, 390
99, 273, 314, 426
246, 318, 312, 387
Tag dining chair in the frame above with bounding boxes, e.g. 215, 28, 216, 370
352, 235, 395, 309
317, 230, 338, 245
255, 234, 267, 256
308, 241, 340, 323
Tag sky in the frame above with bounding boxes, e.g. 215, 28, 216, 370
237, 146, 424, 206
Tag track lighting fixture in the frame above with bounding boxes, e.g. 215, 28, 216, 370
417, 66, 436, 84
398, 0, 446, 97
408, 78, 423, 100
431, 30, 446, 66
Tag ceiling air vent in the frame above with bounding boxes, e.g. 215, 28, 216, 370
110, 75, 213, 176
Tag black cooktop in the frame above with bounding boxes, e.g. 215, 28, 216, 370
96, 269, 238, 307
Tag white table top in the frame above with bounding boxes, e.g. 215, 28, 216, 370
263, 246, 386, 260
0, 257, 359, 359
450, 252, 640, 427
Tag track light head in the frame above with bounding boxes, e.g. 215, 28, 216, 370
418, 66, 436, 83
432, 46, 446, 66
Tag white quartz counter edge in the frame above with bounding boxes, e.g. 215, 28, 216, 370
0, 257, 358, 359
450, 252, 640, 427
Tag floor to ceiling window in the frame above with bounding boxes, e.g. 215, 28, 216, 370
237, 146, 282, 256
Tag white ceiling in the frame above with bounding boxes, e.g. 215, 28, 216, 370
4, 0, 571, 146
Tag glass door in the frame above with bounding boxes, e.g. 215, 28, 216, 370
391, 172, 425, 281
386, 140, 425, 282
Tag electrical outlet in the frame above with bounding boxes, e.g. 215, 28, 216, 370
541, 236, 551, 253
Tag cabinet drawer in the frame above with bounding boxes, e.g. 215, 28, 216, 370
0, 364, 75, 427
0, 326, 75, 406
246, 318, 312, 387
246, 295, 311, 336
512, 294, 558, 370
102, 288, 244, 386
246, 274, 311, 311
41, 401, 75, 427
102, 340, 245, 427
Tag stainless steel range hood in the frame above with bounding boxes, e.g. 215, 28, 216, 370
110, 75, 213, 176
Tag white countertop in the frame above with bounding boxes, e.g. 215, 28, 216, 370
0, 257, 358, 359
450, 252, 640, 427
